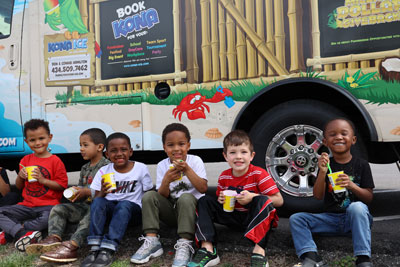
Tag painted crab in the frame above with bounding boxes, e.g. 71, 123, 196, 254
172, 88, 233, 121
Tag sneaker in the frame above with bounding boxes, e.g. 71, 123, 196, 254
293, 257, 328, 267
26, 234, 61, 255
40, 240, 78, 263
0, 231, 6, 245
92, 249, 114, 267
15, 231, 42, 252
80, 250, 99, 267
130, 235, 163, 264
251, 253, 269, 267
187, 247, 220, 267
172, 238, 194, 267
356, 262, 373, 267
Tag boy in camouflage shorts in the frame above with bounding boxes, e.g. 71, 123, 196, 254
26, 128, 109, 263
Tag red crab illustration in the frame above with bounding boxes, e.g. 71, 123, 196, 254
172, 88, 233, 121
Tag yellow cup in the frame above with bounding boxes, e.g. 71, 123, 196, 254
63, 187, 78, 201
102, 173, 117, 192
25, 166, 38, 183
328, 171, 346, 193
169, 164, 183, 181
223, 190, 237, 212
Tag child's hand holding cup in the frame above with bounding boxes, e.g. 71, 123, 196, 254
222, 190, 237, 212
25, 166, 39, 183
328, 171, 346, 193
101, 172, 117, 193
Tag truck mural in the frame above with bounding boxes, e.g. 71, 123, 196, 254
0, 0, 399, 211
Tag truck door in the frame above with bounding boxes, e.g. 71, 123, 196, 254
0, 0, 25, 153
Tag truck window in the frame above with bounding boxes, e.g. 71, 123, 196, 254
0, 0, 14, 39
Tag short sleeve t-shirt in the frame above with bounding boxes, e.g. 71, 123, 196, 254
79, 157, 110, 187
156, 154, 207, 200
19, 154, 68, 207
217, 164, 279, 212
90, 161, 153, 207
323, 156, 374, 213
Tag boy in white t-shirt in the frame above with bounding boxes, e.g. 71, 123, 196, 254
80, 132, 153, 267
131, 123, 208, 267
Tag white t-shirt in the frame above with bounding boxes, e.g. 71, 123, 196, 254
156, 154, 207, 200
91, 161, 153, 207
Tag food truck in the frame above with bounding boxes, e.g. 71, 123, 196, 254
0, 0, 399, 210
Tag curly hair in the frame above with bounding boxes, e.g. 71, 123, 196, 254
23, 119, 50, 137
161, 123, 191, 144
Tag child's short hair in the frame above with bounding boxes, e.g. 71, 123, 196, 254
23, 119, 50, 137
223, 129, 254, 154
161, 123, 191, 144
323, 117, 356, 137
81, 128, 107, 147
106, 132, 131, 149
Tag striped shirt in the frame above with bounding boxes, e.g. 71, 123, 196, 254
216, 164, 279, 212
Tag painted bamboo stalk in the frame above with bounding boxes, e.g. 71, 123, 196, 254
118, 84, 125, 92
142, 82, 150, 89
266, 0, 276, 76
335, 63, 346, 70
210, 0, 220, 81
151, 81, 158, 88
324, 65, 333, 71
220, 0, 289, 75
288, 0, 305, 73
274, 0, 285, 69
89, 2, 94, 33
79, 0, 88, 29
166, 80, 174, 86
360, 60, 370, 68
95, 71, 187, 87
235, 0, 247, 79
101, 86, 107, 93
134, 83, 141, 90
185, 0, 195, 83
200, 0, 212, 82
173, 0, 182, 84
226, 5, 237, 79
109, 85, 116, 92
190, 0, 199, 82
82, 86, 90, 94
94, 3, 101, 80
127, 84, 134, 91
310, 0, 322, 70
256, 0, 266, 76
246, 0, 257, 78
348, 61, 359, 69
218, 2, 228, 80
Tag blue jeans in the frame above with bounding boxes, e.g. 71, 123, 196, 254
289, 201, 372, 258
87, 197, 141, 251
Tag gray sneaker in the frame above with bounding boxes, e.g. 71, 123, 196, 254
172, 239, 194, 267
130, 235, 163, 264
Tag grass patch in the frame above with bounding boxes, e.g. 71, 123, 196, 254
346, 78, 400, 105
0, 251, 36, 267
331, 255, 356, 267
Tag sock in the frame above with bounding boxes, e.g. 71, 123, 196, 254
14, 229, 27, 240
301, 252, 322, 262
356, 255, 370, 265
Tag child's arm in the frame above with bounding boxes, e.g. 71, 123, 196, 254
93, 178, 112, 198
35, 168, 65, 190
236, 190, 284, 207
313, 152, 329, 200
173, 160, 207, 193
158, 168, 180, 198
0, 168, 11, 197
16, 168, 27, 190
71, 187, 91, 202
336, 174, 373, 204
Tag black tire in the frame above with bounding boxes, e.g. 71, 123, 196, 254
249, 99, 366, 215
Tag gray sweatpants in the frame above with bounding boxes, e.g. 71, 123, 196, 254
0, 204, 53, 237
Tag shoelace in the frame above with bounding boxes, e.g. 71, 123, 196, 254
174, 239, 194, 260
136, 235, 153, 254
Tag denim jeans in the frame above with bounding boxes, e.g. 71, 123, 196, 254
87, 197, 141, 251
289, 201, 372, 258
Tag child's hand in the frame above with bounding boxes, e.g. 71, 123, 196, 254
71, 187, 90, 202
18, 168, 28, 180
34, 169, 46, 184
235, 190, 254, 206
318, 152, 330, 173
165, 167, 183, 183
217, 191, 225, 204
335, 173, 354, 190
99, 178, 112, 197
172, 160, 187, 172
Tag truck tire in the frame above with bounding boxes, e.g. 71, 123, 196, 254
249, 99, 366, 214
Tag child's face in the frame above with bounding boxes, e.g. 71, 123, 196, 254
80, 134, 103, 161
223, 143, 255, 177
323, 119, 356, 155
24, 126, 53, 157
163, 130, 190, 162
106, 138, 133, 170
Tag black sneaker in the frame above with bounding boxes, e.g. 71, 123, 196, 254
92, 249, 114, 267
293, 257, 328, 267
251, 253, 269, 267
80, 250, 99, 267
187, 247, 220, 267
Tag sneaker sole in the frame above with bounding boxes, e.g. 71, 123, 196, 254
204, 256, 220, 267
15, 232, 42, 252
26, 242, 61, 255
130, 247, 164, 264
40, 254, 78, 263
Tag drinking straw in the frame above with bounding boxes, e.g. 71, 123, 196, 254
326, 162, 333, 174
19, 163, 25, 168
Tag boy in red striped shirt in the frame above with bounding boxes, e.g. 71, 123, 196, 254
188, 130, 283, 267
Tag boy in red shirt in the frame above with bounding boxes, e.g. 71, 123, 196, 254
0, 119, 68, 251
188, 130, 283, 267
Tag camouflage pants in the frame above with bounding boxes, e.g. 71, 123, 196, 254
48, 202, 90, 247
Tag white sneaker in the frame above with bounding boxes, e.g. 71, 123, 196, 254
15, 231, 42, 252
130, 235, 163, 264
172, 238, 194, 267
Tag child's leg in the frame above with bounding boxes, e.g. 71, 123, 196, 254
176, 193, 197, 240
87, 197, 114, 251
141, 191, 175, 236
289, 211, 342, 258
69, 203, 90, 248
101, 200, 141, 252
0, 204, 37, 237
22, 206, 53, 231
345, 201, 372, 258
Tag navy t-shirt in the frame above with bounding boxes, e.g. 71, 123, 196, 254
323, 156, 374, 213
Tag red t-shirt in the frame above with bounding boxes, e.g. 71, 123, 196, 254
216, 164, 279, 212
19, 154, 68, 207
